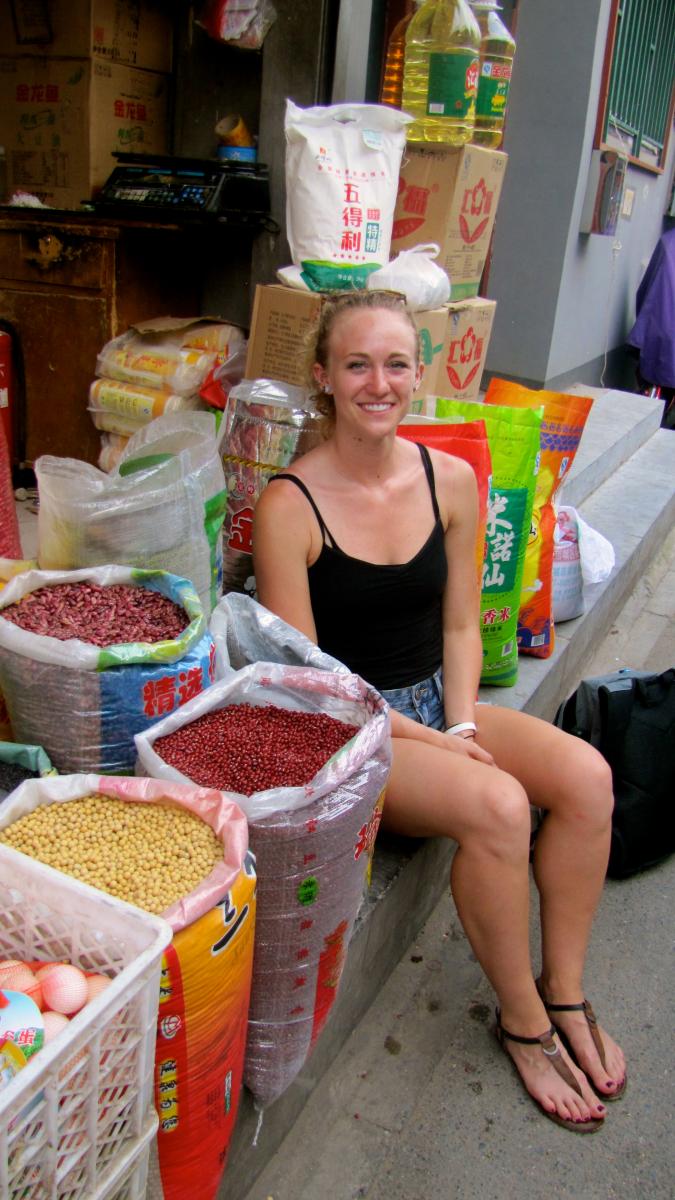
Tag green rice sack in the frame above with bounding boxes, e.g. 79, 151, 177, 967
432, 398, 542, 686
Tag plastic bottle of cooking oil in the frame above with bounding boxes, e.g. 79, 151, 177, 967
401, 0, 481, 146
469, 1, 516, 148
380, 1, 425, 108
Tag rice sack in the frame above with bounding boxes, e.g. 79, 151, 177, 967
0, 773, 255, 1200
284, 100, 411, 292
397, 419, 492, 584
0, 567, 214, 774
485, 379, 593, 657
432, 398, 541, 686
135, 662, 391, 1108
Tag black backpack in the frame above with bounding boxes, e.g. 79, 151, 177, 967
555, 668, 675, 879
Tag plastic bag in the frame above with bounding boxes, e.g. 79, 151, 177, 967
97, 432, 131, 474
135, 661, 391, 1108
0, 566, 214, 774
367, 244, 451, 311
197, 0, 277, 48
97, 331, 222, 396
198, 342, 248, 411
485, 380, 594, 657
210, 591, 348, 678
0, 772, 255, 1200
285, 100, 411, 292
36, 412, 227, 617
88, 378, 203, 434
219, 379, 323, 595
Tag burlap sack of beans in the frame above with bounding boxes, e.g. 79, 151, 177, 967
0, 566, 214, 774
219, 380, 323, 596
135, 661, 391, 1107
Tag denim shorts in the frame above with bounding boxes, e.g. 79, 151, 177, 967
379, 667, 445, 731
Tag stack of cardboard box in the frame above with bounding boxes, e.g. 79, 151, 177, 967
0, 0, 173, 209
245, 142, 507, 407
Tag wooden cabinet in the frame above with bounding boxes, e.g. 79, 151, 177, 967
0, 211, 203, 465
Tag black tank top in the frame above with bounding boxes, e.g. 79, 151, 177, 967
270, 443, 447, 690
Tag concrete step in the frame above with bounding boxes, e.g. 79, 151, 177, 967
222, 404, 674, 1200
558, 386, 663, 509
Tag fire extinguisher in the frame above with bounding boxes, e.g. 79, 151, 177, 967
0, 327, 15, 460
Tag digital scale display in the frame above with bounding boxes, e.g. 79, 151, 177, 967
94, 154, 272, 224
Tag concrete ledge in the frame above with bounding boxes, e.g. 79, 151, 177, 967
559, 387, 663, 509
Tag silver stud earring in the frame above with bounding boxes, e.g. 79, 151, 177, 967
323, 384, 331, 394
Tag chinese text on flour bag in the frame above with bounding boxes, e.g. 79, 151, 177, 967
284, 100, 412, 292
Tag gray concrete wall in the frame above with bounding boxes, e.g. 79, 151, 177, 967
485, 0, 675, 389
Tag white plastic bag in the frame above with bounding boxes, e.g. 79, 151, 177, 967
36, 413, 227, 616
284, 100, 411, 292
210, 592, 348, 678
366, 244, 451, 311
552, 506, 615, 622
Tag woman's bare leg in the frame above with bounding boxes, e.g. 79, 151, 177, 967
383, 739, 607, 1123
476, 705, 626, 1097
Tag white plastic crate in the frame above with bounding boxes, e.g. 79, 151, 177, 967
0, 845, 172, 1200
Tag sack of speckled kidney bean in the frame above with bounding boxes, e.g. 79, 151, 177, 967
0, 566, 216, 775
209, 591, 348, 678
135, 661, 391, 1108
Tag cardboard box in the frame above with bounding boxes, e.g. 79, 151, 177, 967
391, 144, 507, 300
245, 285, 325, 387
410, 298, 497, 411
245, 285, 495, 407
411, 307, 449, 402
0, 0, 172, 73
0, 55, 169, 208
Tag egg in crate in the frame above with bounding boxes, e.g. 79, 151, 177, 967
40, 964, 88, 1016
0, 960, 43, 1010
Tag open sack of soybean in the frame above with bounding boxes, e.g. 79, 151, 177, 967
35, 411, 227, 617
0, 773, 256, 1200
135, 660, 391, 1108
0, 566, 215, 774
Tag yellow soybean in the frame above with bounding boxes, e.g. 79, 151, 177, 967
0, 794, 223, 915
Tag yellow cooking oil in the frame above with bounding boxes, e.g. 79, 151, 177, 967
470, 1, 516, 148
401, 0, 481, 146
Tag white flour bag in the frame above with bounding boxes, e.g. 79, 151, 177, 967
284, 100, 411, 292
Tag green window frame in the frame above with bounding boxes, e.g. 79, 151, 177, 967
596, 0, 675, 173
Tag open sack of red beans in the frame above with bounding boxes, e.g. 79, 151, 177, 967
0, 566, 215, 774
135, 661, 391, 1108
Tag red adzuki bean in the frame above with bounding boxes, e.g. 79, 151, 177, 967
154, 703, 359, 794
1, 583, 188, 646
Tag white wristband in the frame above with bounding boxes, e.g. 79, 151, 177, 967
445, 721, 477, 737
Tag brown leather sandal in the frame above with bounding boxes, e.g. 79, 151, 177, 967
495, 1009, 605, 1134
535, 980, 627, 1102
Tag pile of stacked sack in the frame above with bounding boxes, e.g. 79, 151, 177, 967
89, 317, 246, 472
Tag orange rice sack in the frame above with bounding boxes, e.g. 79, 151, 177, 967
485, 380, 593, 658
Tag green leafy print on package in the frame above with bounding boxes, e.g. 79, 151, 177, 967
204, 489, 228, 611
